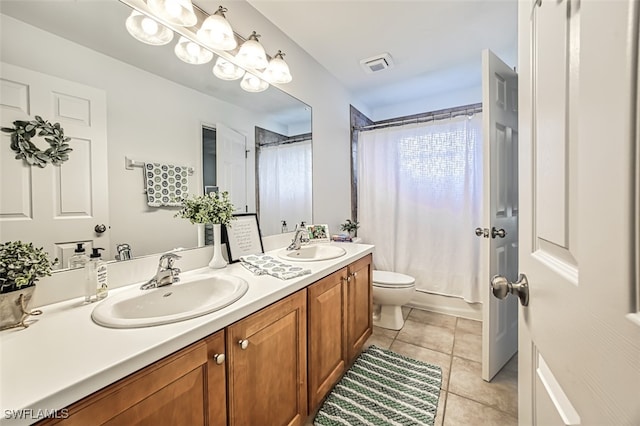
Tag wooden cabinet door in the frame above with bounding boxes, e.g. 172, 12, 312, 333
307, 267, 348, 411
346, 254, 373, 362
226, 291, 307, 426
205, 331, 227, 426
43, 342, 208, 425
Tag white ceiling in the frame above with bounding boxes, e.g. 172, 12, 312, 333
248, 0, 518, 116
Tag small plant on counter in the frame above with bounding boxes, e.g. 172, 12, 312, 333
0, 241, 58, 294
175, 191, 236, 226
340, 219, 360, 236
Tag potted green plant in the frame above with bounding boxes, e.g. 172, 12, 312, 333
175, 191, 236, 269
0, 241, 57, 329
340, 219, 360, 238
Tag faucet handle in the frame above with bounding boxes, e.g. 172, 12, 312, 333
159, 252, 181, 268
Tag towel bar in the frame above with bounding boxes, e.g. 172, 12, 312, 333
125, 156, 194, 175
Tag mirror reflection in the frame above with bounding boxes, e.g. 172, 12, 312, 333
0, 0, 312, 270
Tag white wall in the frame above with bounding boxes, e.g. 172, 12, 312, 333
371, 85, 482, 122
216, 1, 369, 235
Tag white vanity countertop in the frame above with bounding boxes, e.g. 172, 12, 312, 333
0, 243, 373, 424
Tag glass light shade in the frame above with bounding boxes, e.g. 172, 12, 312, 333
263, 51, 292, 84
174, 37, 213, 65
236, 32, 268, 70
125, 11, 174, 46
240, 72, 269, 93
213, 58, 245, 81
197, 8, 237, 51
148, 0, 197, 27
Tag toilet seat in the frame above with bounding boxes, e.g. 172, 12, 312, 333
372, 271, 415, 289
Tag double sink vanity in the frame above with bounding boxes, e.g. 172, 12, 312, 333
0, 242, 373, 425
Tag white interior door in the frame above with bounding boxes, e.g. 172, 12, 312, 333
216, 122, 247, 213
0, 63, 109, 268
481, 49, 519, 381
518, 0, 640, 424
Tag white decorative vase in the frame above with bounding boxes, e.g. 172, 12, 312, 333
196, 223, 205, 248
208, 223, 227, 269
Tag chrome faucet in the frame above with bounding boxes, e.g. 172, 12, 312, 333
116, 243, 132, 261
287, 224, 310, 250
141, 252, 181, 290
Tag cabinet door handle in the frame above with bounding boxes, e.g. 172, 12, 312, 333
238, 339, 249, 350
213, 353, 225, 364
351, 272, 358, 278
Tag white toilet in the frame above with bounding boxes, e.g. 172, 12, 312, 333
372, 270, 416, 330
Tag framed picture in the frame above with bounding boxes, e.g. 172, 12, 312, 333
307, 224, 330, 243
223, 213, 264, 263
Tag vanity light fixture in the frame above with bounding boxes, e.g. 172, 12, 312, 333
147, 0, 197, 27
236, 31, 269, 70
240, 72, 269, 93
213, 58, 245, 80
121, 2, 293, 91
175, 36, 214, 64
125, 11, 174, 46
197, 6, 237, 51
263, 50, 292, 84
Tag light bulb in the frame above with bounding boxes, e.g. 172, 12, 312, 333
240, 72, 269, 93
165, 0, 182, 18
148, 0, 197, 27
141, 17, 159, 35
174, 36, 213, 65
125, 11, 174, 46
213, 58, 245, 81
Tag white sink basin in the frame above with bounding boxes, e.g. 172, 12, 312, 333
92, 273, 248, 328
277, 245, 347, 262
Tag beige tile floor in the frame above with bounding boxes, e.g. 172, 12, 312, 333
364, 307, 518, 426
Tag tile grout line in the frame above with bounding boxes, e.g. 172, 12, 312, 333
439, 316, 460, 425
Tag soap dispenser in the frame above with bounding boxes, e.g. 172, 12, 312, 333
88, 248, 108, 301
68, 243, 89, 270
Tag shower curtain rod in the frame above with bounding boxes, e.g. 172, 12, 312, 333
258, 134, 312, 147
353, 103, 483, 132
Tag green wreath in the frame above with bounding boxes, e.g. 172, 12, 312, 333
1, 115, 72, 168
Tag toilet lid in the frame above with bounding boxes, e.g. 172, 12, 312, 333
373, 270, 415, 288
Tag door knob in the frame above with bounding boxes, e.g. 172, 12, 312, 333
213, 353, 225, 365
94, 224, 107, 234
475, 227, 489, 238
238, 339, 249, 350
491, 227, 507, 238
491, 274, 529, 306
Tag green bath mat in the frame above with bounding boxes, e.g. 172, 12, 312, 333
314, 345, 442, 426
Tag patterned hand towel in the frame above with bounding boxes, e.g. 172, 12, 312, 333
240, 254, 311, 280
145, 162, 189, 207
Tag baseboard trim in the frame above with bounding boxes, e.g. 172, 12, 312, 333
408, 291, 482, 321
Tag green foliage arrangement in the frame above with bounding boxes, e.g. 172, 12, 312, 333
1, 116, 72, 168
340, 219, 360, 235
0, 241, 58, 294
175, 191, 236, 226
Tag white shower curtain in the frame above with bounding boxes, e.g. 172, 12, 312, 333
357, 114, 483, 303
259, 140, 312, 236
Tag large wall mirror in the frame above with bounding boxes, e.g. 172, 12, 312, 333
0, 0, 312, 270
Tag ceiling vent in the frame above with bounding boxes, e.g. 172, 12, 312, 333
360, 53, 395, 74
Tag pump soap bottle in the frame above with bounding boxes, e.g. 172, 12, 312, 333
68, 243, 89, 270
88, 248, 108, 300
70, 243, 92, 302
